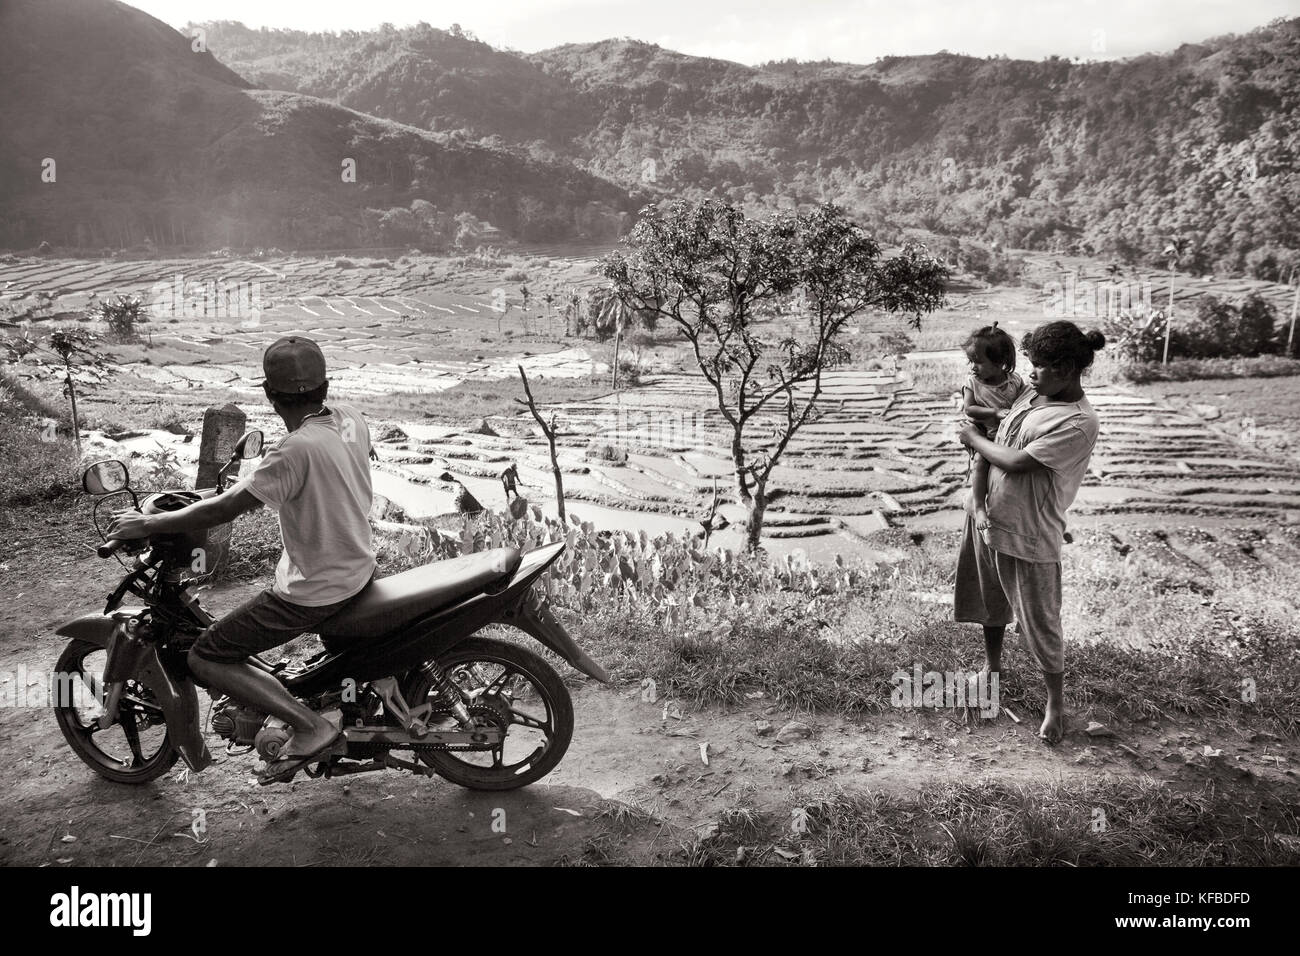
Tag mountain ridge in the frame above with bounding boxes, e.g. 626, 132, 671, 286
192, 16, 1300, 277
0, 0, 639, 251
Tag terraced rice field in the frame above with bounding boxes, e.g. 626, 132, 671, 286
358, 363, 1300, 556
7, 253, 1299, 566
2, 253, 599, 401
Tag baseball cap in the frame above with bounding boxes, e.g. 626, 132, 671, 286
262, 336, 327, 393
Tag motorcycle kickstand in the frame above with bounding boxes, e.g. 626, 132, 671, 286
382, 753, 437, 777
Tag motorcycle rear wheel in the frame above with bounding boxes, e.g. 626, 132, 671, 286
53, 639, 180, 784
403, 634, 574, 791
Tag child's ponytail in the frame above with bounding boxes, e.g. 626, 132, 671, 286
962, 322, 1017, 372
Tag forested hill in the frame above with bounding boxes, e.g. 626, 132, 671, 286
0, 0, 639, 252
199, 18, 1300, 278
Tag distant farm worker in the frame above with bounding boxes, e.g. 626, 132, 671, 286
954, 321, 1105, 745
500, 462, 520, 500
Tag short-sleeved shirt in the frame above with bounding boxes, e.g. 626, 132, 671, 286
231, 403, 377, 606
971, 389, 1099, 563
965, 371, 1027, 437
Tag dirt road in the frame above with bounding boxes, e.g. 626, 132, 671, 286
2, 538, 1295, 867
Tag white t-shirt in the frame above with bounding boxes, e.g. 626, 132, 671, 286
974, 388, 1099, 563
232, 403, 377, 606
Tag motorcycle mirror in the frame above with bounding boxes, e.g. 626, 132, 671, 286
83, 460, 130, 496
234, 430, 264, 459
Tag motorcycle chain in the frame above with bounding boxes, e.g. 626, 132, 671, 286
349, 702, 511, 756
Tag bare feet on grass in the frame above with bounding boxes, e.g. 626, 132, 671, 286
1039, 670, 1065, 745
1039, 705, 1065, 745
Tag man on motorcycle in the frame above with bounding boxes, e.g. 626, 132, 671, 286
107, 336, 377, 783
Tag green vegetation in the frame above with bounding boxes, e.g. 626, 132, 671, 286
1121, 356, 1300, 383
605, 199, 948, 549
10, 5, 1298, 269
579, 779, 1300, 866
0, 371, 81, 507
90, 294, 149, 343
195, 18, 1300, 276
370, 507, 1300, 737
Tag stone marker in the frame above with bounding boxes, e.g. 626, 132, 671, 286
196, 403, 248, 574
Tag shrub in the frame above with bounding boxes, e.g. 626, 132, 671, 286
1101, 309, 1167, 364
503, 269, 529, 282
1118, 355, 1300, 383
135, 442, 190, 488
615, 358, 642, 387
958, 239, 1024, 284
868, 331, 915, 357
90, 294, 149, 342
1240, 293, 1281, 353
586, 442, 628, 463
1172, 294, 1276, 359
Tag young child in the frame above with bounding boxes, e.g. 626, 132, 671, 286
954, 321, 1105, 745
962, 322, 1026, 439
960, 322, 1027, 482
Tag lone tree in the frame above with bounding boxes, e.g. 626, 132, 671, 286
603, 199, 948, 551
4, 326, 109, 459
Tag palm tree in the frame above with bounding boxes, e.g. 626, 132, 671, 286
1161, 237, 1188, 364
587, 289, 643, 388
1104, 262, 1123, 317
542, 292, 555, 335
561, 288, 583, 337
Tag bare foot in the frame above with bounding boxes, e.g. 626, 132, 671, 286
965, 666, 999, 718
1039, 706, 1064, 745
275, 716, 339, 760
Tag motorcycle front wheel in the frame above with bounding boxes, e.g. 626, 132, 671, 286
403, 634, 574, 791
53, 639, 180, 784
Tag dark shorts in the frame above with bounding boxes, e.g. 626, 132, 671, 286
191, 578, 373, 665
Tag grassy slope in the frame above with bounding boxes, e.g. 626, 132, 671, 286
0, 0, 636, 250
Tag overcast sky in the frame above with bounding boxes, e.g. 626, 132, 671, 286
127, 0, 1296, 64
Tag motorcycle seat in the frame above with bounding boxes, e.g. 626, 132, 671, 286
316, 547, 522, 648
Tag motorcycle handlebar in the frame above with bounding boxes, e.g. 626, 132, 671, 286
97, 538, 130, 558
95, 488, 220, 558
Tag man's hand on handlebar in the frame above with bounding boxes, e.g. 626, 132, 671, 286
106, 510, 153, 541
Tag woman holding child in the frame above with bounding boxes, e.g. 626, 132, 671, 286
955, 320, 1105, 744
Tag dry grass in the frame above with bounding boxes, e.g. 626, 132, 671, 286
575, 528, 1300, 737
646, 778, 1300, 866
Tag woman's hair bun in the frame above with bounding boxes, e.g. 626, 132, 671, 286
1085, 330, 1106, 351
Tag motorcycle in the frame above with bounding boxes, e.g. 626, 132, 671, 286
53, 429, 609, 788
